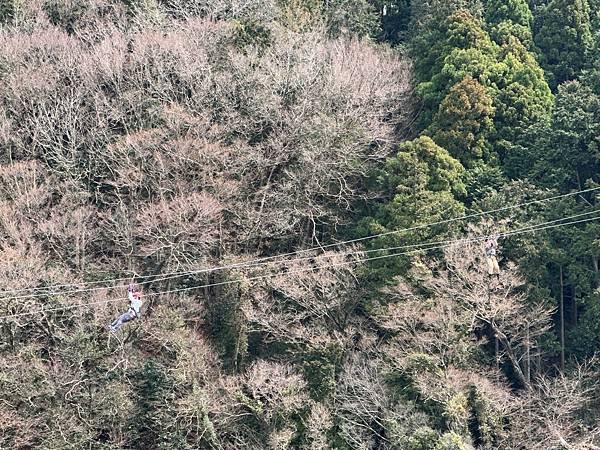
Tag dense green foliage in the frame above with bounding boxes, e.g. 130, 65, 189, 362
0, 0, 599, 449
534, 0, 593, 89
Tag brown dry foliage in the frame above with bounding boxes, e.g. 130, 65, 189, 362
0, 6, 413, 448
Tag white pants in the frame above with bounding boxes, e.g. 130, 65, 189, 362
486, 256, 500, 275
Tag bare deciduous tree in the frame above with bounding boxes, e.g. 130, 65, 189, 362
502, 359, 600, 450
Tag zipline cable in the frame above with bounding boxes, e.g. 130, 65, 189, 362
1, 186, 598, 298
1, 207, 599, 302
1, 213, 598, 321
151, 213, 600, 299
2, 207, 599, 302
148, 207, 600, 281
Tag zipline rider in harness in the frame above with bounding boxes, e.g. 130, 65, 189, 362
109, 283, 142, 332
485, 235, 500, 279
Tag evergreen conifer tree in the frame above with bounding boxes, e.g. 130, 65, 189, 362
535, 0, 593, 89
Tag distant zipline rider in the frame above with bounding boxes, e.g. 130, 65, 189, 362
485, 235, 500, 279
109, 283, 142, 332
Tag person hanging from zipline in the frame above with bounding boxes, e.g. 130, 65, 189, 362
485, 235, 500, 280
109, 283, 143, 332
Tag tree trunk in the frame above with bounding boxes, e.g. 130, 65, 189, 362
559, 265, 565, 372
572, 286, 577, 325
492, 325, 530, 389
525, 322, 531, 384
495, 334, 499, 370
593, 256, 598, 290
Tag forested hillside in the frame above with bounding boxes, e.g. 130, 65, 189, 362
0, 0, 598, 449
